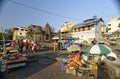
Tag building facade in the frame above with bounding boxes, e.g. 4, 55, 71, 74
102, 17, 120, 38
13, 23, 53, 43
60, 22, 76, 37
71, 17, 104, 44
107, 17, 120, 33
27, 24, 52, 42
58, 22, 76, 49
13, 27, 28, 40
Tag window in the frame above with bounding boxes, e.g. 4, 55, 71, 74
15, 28, 19, 30
21, 29, 24, 31
82, 27, 85, 31
88, 26, 90, 30
118, 23, 120, 27
20, 33, 22, 35
117, 18, 120, 20
46, 34, 49, 40
74, 28, 76, 32
78, 28, 80, 31
108, 24, 111, 26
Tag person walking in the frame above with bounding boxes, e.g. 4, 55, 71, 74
29, 40, 33, 53
11, 40, 16, 49
25, 40, 30, 53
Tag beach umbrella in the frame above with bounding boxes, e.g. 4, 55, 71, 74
67, 44, 81, 52
85, 44, 111, 55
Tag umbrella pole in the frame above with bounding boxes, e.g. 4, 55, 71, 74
92, 54, 95, 62
92, 55, 94, 62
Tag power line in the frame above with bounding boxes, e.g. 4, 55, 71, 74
7, 0, 81, 20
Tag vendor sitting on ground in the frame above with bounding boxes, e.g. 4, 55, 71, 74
66, 51, 83, 70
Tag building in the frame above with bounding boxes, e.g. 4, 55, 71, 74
13, 27, 28, 40
58, 22, 76, 49
107, 17, 120, 33
27, 24, 52, 42
71, 17, 104, 44
60, 22, 76, 36
102, 18, 120, 38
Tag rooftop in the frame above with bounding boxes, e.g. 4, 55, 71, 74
72, 18, 103, 28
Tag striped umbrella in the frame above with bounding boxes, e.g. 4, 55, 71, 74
85, 44, 111, 55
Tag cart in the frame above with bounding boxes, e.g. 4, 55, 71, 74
0, 49, 27, 72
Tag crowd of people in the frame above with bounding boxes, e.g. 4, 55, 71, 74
11, 39, 37, 53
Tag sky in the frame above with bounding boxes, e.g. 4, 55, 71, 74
0, 0, 120, 32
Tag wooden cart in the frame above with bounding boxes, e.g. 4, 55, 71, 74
0, 49, 27, 72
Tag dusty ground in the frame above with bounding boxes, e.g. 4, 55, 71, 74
1, 46, 119, 79
26, 61, 110, 79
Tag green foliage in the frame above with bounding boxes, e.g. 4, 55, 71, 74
0, 28, 13, 40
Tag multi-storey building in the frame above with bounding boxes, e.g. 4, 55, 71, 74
58, 22, 76, 49
60, 22, 76, 37
107, 17, 120, 33
13, 27, 28, 40
71, 17, 104, 44
104, 18, 120, 39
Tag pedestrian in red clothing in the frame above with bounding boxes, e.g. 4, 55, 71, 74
11, 40, 16, 49
25, 40, 30, 53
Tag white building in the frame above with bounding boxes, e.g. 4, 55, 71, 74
71, 17, 104, 44
13, 27, 28, 40
107, 17, 120, 33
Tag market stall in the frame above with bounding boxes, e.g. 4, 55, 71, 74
0, 49, 27, 72
61, 44, 98, 79
58, 37, 73, 50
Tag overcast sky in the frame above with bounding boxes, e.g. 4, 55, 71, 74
0, 0, 120, 32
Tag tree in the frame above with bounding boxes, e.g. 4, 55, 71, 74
4, 28, 13, 40
0, 28, 13, 40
